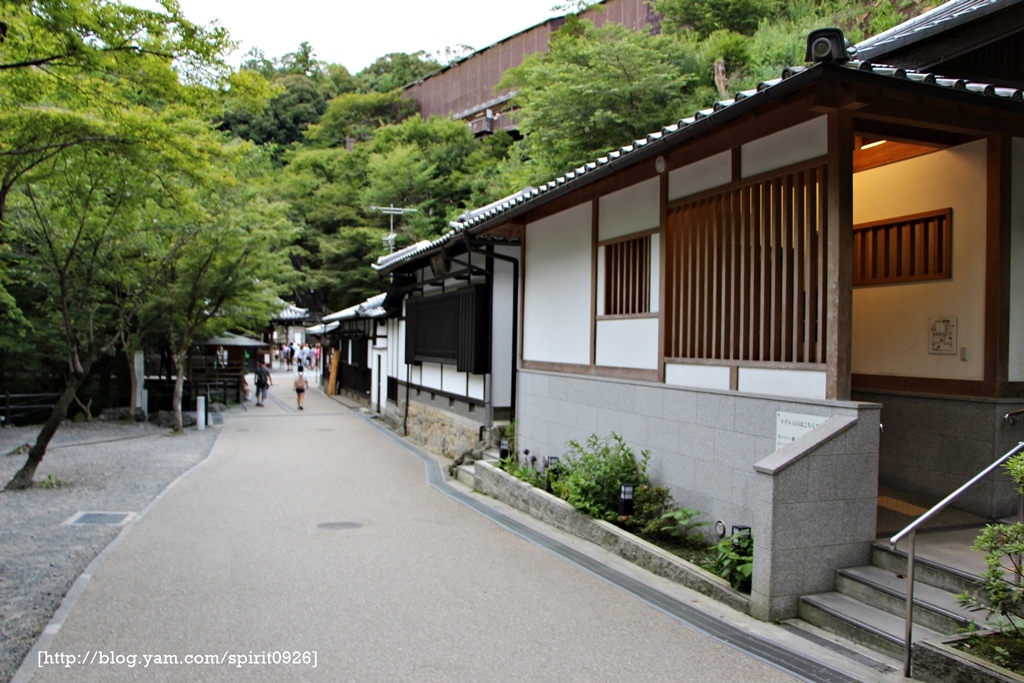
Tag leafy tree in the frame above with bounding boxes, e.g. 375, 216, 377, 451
499, 17, 709, 179
317, 227, 390, 310
219, 73, 329, 149
0, 0, 231, 222
355, 52, 443, 93
304, 91, 420, 148
654, 0, 784, 37
3, 135, 191, 488
140, 144, 296, 432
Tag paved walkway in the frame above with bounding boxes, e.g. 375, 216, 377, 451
13, 372, 900, 682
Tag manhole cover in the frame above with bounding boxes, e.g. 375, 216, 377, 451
317, 522, 362, 530
65, 511, 133, 526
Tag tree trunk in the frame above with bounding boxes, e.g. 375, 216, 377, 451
4, 373, 85, 490
171, 348, 187, 432
126, 349, 139, 421
714, 58, 729, 99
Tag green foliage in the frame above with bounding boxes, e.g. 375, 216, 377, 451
654, 0, 784, 37
649, 507, 711, 544
499, 18, 708, 179
305, 91, 420, 148
957, 453, 1024, 640
956, 631, 1024, 676
355, 52, 444, 93
38, 474, 68, 489
705, 529, 754, 592
549, 433, 650, 522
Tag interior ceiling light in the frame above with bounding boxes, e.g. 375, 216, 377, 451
861, 139, 888, 150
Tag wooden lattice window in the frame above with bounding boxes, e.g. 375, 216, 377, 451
604, 234, 651, 315
665, 162, 828, 365
853, 209, 951, 286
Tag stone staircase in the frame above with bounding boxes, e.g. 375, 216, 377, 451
798, 541, 982, 660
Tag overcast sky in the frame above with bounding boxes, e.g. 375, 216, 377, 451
164, 0, 566, 73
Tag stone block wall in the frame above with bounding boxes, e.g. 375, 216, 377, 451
752, 414, 881, 620
855, 390, 1024, 519
398, 400, 483, 459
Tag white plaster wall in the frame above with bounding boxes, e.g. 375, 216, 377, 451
665, 363, 731, 391
1010, 138, 1024, 381
491, 246, 516, 405
468, 374, 485, 401
668, 151, 732, 200
852, 140, 987, 380
523, 203, 593, 364
442, 365, 467, 396
371, 348, 386, 412
598, 178, 659, 241
738, 368, 826, 400
742, 117, 827, 178
420, 363, 442, 391
596, 318, 659, 369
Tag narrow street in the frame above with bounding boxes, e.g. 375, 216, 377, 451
17, 374, 857, 682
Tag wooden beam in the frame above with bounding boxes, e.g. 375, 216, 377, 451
826, 109, 853, 400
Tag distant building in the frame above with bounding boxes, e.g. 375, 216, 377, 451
402, 0, 660, 136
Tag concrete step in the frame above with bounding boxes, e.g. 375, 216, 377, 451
798, 591, 943, 660
835, 565, 975, 634
870, 542, 981, 598
454, 464, 476, 488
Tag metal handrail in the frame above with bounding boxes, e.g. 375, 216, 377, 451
889, 440, 1024, 678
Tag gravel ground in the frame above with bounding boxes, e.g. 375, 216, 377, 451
0, 418, 223, 683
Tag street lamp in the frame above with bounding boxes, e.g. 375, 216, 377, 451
369, 204, 418, 253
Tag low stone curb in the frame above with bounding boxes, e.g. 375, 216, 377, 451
913, 632, 1024, 683
473, 460, 749, 614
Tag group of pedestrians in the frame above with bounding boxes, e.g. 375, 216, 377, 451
254, 343, 314, 410
279, 341, 319, 371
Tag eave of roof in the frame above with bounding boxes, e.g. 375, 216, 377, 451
378, 57, 1024, 274
322, 293, 389, 322
855, 0, 1024, 62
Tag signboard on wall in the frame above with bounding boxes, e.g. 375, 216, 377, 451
929, 316, 958, 355
776, 412, 829, 450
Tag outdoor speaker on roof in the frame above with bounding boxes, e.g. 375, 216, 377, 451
806, 28, 856, 63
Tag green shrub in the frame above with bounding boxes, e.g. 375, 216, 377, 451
549, 433, 650, 522
647, 507, 710, 546
705, 529, 753, 592
957, 453, 1024, 639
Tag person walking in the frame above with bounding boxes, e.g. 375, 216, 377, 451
254, 361, 273, 407
294, 366, 308, 410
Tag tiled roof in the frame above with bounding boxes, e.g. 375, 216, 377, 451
274, 303, 309, 321
376, 57, 1023, 273
855, 0, 1022, 61
322, 293, 388, 322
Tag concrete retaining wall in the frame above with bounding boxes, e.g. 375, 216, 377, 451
474, 460, 749, 613
516, 369, 881, 620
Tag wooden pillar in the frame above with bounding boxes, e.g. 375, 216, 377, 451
986, 135, 1011, 394
826, 110, 853, 400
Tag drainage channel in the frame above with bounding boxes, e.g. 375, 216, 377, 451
360, 413, 864, 683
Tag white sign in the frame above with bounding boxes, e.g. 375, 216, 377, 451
776, 412, 829, 450
929, 316, 957, 355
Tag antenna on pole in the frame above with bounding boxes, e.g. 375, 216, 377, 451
369, 204, 418, 253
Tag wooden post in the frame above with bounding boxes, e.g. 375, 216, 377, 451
826, 109, 853, 400
327, 350, 340, 396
